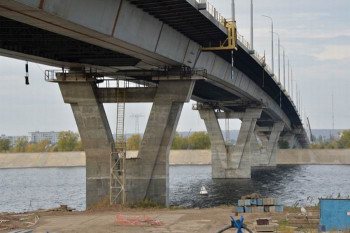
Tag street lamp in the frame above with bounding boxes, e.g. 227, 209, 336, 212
273, 32, 280, 83
250, 0, 254, 53
262, 15, 274, 75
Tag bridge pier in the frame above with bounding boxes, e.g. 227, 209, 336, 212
251, 122, 285, 167
126, 80, 194, 206
199, 108, 262, 179
59, 81, 114, 208
58, 70, 194, 207
279, 133, 297, 149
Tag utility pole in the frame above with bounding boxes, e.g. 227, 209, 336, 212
262, 15, 274, 75
250, 0, 254, 52
287, 60, 290, 94
274, 32, 280, 83
332, 92, 335, 131
130, 113, 144, 135
291, 68, 293, 100
283, 49, 286, 88
231, 0, 235, 80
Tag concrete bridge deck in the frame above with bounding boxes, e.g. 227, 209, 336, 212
0, 0, 310, 207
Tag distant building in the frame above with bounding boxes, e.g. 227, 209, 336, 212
29, 131, 60, 144
0, 134, 30, 146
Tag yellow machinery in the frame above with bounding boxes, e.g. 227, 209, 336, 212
201, 20, 237, 51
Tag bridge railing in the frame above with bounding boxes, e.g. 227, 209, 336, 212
196, 1, 281, 87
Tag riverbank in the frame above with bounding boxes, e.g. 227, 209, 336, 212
0, 149, 350, 168
0, 206, 313, 233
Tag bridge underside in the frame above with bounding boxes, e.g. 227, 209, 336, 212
0, 0, 309, 208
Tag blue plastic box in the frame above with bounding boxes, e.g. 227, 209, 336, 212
251, 199, 257, 205
244, 206, 252, 213
320, 199, 350, 231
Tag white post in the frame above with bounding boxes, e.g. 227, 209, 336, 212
291, 69, 293, 100
232, 0, 235, 21
288, 60, 290, 94
277, 36, 280, 82
250, 0, 254, 51
262, 15, 274, 75
283, 49, 285, 88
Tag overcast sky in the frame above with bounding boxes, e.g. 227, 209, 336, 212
1, 0, 350, 136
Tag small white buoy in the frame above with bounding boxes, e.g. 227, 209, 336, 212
200, 185, 208, 195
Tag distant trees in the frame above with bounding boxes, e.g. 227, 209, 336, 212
278, 140, 289, 149
171, 132, 210, 150
126, 134, 142, 150
311, 130, 350, 149
57, 131, 82, 152
12, 138, 28, 153
0, 139, 11, 152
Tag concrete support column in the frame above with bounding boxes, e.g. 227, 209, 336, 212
59, 82, 114, 208
254, 122, 285, 167
280, 133, 296, 149
200, 108, 262, 178
126, 80, 195, 206
199, 108, 228, 179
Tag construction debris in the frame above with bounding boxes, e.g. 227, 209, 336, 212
286, 207, 320, 228
115, 214, 163, 226
233, 195, 283, 213
254, 218, 278, 233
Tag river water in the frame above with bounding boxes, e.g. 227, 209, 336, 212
0, 165, 349, 213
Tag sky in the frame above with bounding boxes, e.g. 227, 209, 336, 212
1, 0, 350, 136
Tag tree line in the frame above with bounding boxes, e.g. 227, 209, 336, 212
126, 132, 211, 150
0, 131, 83, 153
311, 130, 350, 149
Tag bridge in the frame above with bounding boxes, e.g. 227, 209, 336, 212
0, 0, 309, 207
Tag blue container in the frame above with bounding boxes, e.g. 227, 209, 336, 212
237, 206, 245, 213
244, 199, 251, 206
275, 205, 284, 212
244, 206, 252, 213
320, 199, 350, 231
257, 199, 263, 206
238, 200, 245, 207
273, 198, 282, 206
251, 199, 257, 205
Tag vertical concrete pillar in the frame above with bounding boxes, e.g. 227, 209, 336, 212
59, 82, 114, 208
254, 122, 285, 167
199, 109, 228, 178
250, 132, 262, 167
200, 108, 261, 178
227, 109, 262, 178
126, 80, 195, 206
280, 133, 296, 149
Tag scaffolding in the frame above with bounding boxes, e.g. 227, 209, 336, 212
110, 80, 126, 205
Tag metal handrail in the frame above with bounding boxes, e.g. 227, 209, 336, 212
196, 0, 293, 102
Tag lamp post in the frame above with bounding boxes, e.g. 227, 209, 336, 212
262, 15, 274, 75
250, 0, 254, 52
231, 0, 235, 80
273, 32, 280, 83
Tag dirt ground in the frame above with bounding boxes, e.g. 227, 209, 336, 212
0, 206, 302, 233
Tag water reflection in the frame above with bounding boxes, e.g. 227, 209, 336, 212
169, 165, 350, 207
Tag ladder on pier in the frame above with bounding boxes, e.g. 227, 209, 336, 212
110, 80, 126, 205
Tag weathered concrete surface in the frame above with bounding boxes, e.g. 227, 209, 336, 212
277, 149, 350, 165
1, 149, 350, 169
252, 122, 285, 167
59, 82, 114, 209
200, 108, 262, 179
126, 80, 195, 206
0, 152, 85, 168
